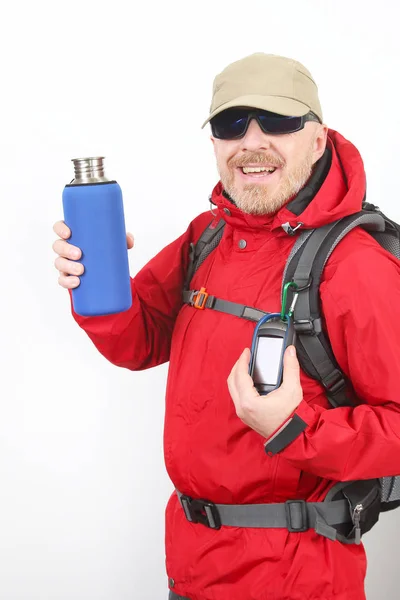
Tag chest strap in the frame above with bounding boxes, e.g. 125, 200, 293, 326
175, 490, 353, 543
182, 288, 269, 323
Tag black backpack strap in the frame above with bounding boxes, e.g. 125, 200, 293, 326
283, 211, 385, 408
183, 217, 270, 322
183, 218, 226, 292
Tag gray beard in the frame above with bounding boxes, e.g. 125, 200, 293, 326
221, 159, 314, 216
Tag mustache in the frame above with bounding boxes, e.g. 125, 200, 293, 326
228, 153, 285, 169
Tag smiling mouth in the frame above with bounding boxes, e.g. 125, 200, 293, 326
241, 166, 277, 174
237, 165, 279, 179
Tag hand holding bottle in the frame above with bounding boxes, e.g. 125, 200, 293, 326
52, 221, 134, 289
57, 157, 133, 316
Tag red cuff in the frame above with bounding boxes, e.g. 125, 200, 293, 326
294, 398, 317, 425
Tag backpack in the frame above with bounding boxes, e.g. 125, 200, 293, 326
181, 200, 400, 543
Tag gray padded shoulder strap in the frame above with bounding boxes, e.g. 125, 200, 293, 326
285, 211, 385, 407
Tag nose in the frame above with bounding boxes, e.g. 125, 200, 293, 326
240, 117, 272, 151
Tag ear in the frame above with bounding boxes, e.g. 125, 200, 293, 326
210, 136, 215, 147
312, 124, 328, 165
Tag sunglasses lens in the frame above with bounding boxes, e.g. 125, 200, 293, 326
258, 113, 302, 134
211, 109, 249, 139
210, 109, 305, 138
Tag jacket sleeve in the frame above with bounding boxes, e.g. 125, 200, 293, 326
264, 232, 400, 482
69, 213, 210, 371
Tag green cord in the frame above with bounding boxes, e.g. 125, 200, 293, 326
281, 282, 299, 321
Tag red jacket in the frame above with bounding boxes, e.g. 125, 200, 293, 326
70, 130, 400, 600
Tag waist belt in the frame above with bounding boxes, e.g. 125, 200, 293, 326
176, 490, 353, 542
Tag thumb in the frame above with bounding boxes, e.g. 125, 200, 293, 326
240, 347, 251, 366
281, 345, 301, 389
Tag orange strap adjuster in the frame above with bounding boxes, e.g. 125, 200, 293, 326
192, 287, 209, 310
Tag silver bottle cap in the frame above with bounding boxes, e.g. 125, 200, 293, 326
69, 157, 111, 185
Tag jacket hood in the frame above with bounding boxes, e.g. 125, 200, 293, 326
210, 129, 367, 233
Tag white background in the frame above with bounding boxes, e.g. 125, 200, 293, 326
1, 0, 399, 598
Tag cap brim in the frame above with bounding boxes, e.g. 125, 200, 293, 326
201, 95, 311, 129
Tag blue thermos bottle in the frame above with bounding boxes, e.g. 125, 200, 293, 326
62, 156, 132, 316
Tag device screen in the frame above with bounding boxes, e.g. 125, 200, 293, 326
253, 336, 284, 386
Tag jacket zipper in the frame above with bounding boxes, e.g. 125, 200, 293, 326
352, 503, 363, 544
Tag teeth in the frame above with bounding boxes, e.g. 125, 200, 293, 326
242, 166, 276, 174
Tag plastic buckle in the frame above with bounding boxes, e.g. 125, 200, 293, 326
285, 500, 309, 532
192, 287, 209, 310
294, 319, 315, 334
326, 377, 346, 396
180, 495, 221, 530
323, 370, 346, 394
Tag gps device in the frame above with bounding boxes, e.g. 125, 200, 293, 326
249, 313, 296, 395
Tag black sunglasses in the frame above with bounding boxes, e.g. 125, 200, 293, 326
210, 107, 321, 140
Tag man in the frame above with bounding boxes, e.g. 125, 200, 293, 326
52, 53, 400, 599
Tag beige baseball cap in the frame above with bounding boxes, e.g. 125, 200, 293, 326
201, 53, 323, 128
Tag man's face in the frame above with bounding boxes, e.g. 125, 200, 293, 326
211, 112, 328, 216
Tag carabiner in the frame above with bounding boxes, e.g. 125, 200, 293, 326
281, 282, 299, 321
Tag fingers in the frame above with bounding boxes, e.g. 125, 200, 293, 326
57, 273, 81, 289
54, 256, 85, 276
53, 221, 134, 290
52, 238, 82, 259
234, 348, 258, 398
227, 348, 256, 400
52, 220, 82, 289
127, 232, 134, 249
53, 220, 71, 240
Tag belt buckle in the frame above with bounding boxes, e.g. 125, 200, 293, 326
180, 495, 221, 530
285, 499, 309, 532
